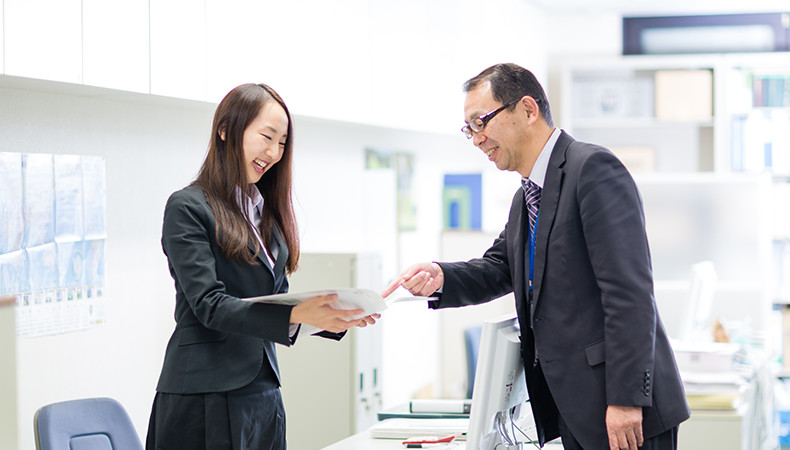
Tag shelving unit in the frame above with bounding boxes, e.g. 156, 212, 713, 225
560, 53, 790, 450
561, 53, 788, 171
559, 51, 790, 305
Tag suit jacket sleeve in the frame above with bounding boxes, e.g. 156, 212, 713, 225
575, 149, 657, 407
431, 227, 514, 308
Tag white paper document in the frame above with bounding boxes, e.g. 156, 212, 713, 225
244, 288, 385, 318
243, 287, 434, 335
383, 285, 438, 304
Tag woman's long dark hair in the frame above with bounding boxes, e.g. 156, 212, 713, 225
195, 83, 299, 273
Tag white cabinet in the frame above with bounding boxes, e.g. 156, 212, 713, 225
4, 0, 82, 83
679, 410, 746, 450
204, 0, 269, 103
149, 0, 206, 101
0, 297, 18, 450
82, 0, 149, 94
1, 1, 5, 74
278, 253, 383, 449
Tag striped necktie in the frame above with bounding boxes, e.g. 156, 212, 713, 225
521, 178, 541, 232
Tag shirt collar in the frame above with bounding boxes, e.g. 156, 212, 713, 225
249, 186, 264, 218
235, 185, 264, 221
522, 127, 560, 189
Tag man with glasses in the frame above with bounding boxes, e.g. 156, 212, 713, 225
382, 63, 689, 450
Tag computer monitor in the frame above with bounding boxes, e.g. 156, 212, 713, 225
466, 313, 530, 449
679, 260, 717, 343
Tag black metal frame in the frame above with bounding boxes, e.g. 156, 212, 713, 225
622, 12, 790, 55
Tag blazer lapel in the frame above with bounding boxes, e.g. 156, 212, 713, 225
531, 131, 571, 312
250, 238, 274, 276
271, 226, 288, 277
510, 190, 529, 309
248, 225, 287, 273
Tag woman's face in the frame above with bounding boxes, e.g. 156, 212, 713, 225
241, 101, 289, 184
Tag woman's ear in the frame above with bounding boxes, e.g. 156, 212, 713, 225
218, 124, 227, 141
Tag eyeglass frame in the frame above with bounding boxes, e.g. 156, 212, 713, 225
461, 97, 535, 139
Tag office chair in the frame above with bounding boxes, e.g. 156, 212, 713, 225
33, 397, 143, 450
464, 325, 483, 399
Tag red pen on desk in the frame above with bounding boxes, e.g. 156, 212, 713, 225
402, 433, 460, 448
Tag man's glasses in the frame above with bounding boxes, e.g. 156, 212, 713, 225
461, 98, 522, 139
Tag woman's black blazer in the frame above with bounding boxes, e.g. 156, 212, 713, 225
155, 184, 301, 394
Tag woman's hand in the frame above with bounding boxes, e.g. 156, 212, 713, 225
289, 294, 365, 333
355, 313, 381, 328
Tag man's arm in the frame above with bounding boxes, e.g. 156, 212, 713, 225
382, 227, 513, 308
576, 149, 655, 449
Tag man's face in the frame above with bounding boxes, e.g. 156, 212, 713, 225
463, 82, 526, 174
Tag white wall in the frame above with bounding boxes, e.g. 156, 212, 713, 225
0, 77, 215, 450
0, 61, 539, 447
204, 0, 549, 135
6, 1, 782, 446
0, 0, 547, 137
0, 297, 19, 450
0, 0, 556, 446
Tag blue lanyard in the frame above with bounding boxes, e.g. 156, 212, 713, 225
529, 209, 539, 291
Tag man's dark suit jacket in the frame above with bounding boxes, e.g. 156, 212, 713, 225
155, 184, 339, 395
432, 131, 690, 448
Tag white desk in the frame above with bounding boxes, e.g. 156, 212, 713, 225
321, 430, 416, 450
321, 430, 565, 449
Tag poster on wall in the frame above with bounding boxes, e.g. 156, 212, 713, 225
443, 173, 482, 231
364, 148, 417, 232
0, 152, 106, 337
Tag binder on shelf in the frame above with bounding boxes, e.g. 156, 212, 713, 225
752, 75, 790, 108
377, 403, 470, 421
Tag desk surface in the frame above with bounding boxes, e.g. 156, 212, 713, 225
321, 429, 565, 449
321, 430, 417, 450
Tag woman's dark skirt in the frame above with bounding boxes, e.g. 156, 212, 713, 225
146, 369, 285, 450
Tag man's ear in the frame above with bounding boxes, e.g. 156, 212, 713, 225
521, 96, 541, 123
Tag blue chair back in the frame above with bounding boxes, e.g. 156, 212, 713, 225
34, 397, 143, 450
464, 325, 483, 399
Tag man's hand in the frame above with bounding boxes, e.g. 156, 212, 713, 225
381, 262, 444, 298
606, 405, 643, 450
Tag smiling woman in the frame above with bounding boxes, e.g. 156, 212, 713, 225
200, 84, 297, 267
145, 83, 378, 450
240, 101, 288, 184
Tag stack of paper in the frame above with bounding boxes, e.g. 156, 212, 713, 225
369, 418, 469, 440
672, 341, 745, 411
